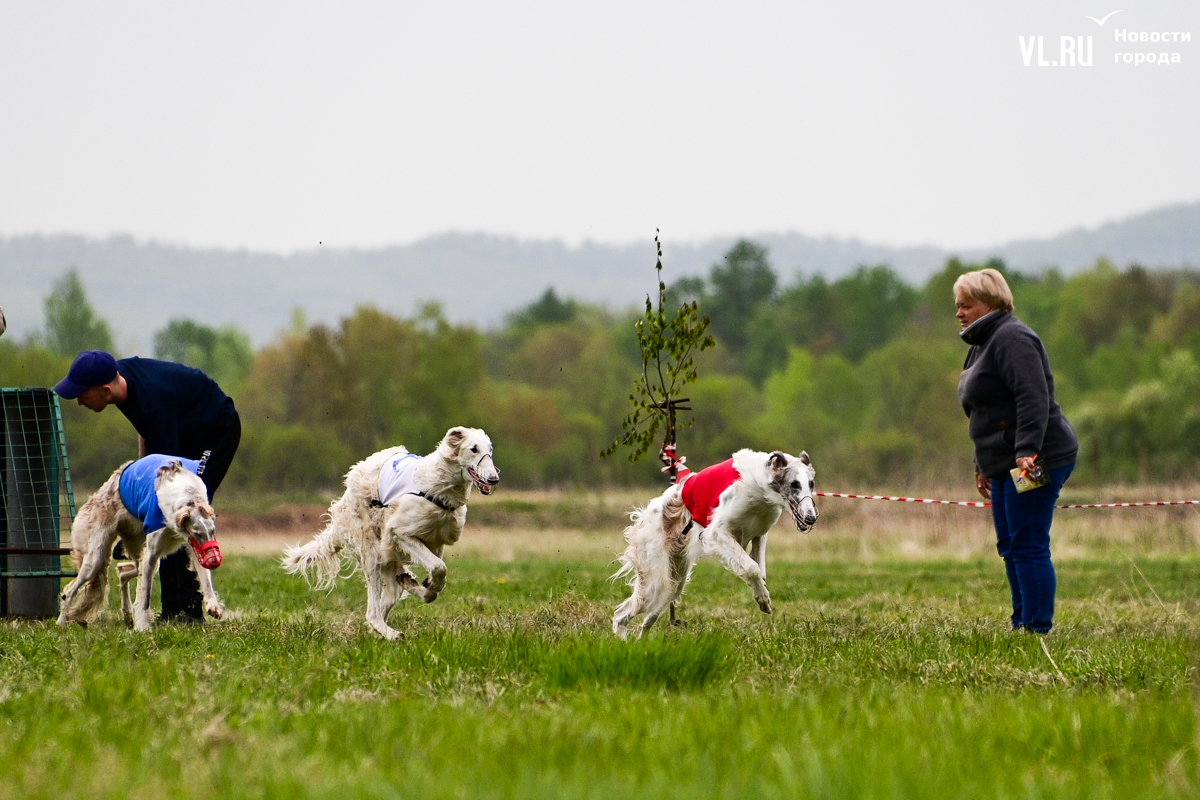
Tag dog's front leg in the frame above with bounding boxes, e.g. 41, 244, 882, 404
132, 534, 164, 631
395, 537, 447, 602
703, 526, 772, 614
749, 532, 769, 579
186, 548, 224, 620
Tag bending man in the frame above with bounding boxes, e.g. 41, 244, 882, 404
55, 349, 241, 623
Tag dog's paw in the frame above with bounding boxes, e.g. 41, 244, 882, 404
756, 596, 773, 614
206, 601, 225, 620
369, 621, 404, 641
425, 565, 448, 594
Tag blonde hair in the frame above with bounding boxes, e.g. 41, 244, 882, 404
953, 268, 1014, 312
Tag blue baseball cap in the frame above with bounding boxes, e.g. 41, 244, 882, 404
54, 350, 119, 399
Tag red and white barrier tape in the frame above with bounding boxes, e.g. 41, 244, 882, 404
1056, 500, 1200, 509
815, 492, 1200, 510
816, 492, 989, 507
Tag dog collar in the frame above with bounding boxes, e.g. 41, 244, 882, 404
413, 491, 457, 512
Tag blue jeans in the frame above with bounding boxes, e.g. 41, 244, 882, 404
990, 462, 1074, 633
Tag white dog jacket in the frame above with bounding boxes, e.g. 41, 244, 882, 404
377, 453, 423, 506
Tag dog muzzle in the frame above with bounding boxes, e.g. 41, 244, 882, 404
190, 537, 223, 570
467, 456, 499, 496
790, 498, 818, 534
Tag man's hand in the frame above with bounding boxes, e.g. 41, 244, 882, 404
1015, 455, 1037, 473
975, 471, 991, 500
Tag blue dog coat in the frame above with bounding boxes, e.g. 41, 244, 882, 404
118, 455, 202, 533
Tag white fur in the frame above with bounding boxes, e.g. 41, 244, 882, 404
57, 460, 224, 631
281, 426, 499, 641
612, 448, 818, 638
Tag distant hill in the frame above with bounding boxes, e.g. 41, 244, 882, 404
2, 200, 1198, 349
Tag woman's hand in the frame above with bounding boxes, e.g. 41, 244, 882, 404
975, 472, 991, 500
1015, 455, 1037, 473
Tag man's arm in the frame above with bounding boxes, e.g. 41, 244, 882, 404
138, 435, 147, 459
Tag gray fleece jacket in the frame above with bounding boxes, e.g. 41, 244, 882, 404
958, 311, 1078, 479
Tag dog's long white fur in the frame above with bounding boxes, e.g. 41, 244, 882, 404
281, 426, 499, 641
57, 460, 223, 631
613, 448, 817, 638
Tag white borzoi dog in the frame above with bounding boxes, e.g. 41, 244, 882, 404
57, 457, 224, 631
282, 426, 499, 641
612, 449, 818, 638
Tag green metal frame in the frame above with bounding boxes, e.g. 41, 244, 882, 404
1, 388, 77, 584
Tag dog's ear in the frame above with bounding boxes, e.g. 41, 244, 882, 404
173, 506, 192, 532
444, 427, 466, 450
799, 451, 811, 466
768, 451, 788, 472
155, 460, 184, 481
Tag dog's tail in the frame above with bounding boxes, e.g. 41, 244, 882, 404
611, 513, 641, 585
58, 571, 110, 625
660, 482, 688, 534
612, 484, 689, 584
281, 521, 346, 591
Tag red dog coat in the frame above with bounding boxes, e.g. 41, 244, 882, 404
680, 458, 740, 528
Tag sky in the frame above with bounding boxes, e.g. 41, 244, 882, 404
1, 1, 1198, 253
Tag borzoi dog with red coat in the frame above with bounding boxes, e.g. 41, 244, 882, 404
612, 448, 817, 638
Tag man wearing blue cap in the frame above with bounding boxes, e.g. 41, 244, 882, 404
55, 350, 241, 623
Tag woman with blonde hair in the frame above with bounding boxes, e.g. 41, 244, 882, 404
956, 268, 1077, 633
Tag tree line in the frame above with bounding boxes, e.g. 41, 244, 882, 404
3, 248, 1199, 493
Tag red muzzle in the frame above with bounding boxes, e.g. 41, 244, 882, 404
190, 538, 223, 570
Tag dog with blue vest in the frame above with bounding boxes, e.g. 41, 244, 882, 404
58, 455, 224, 630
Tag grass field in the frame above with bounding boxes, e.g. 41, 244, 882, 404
3, 490, 1200, 799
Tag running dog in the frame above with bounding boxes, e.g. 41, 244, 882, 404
58, 456, 224, 631
612, 448, 817, 638
282, 426, 500, 640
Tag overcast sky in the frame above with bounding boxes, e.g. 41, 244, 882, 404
1, 1, 1197, 253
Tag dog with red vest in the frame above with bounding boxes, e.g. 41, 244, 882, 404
612, 447, 818, 638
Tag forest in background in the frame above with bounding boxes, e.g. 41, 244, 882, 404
3, 242, 1199, 494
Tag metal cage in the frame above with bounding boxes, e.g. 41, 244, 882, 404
1, 388, 78, 617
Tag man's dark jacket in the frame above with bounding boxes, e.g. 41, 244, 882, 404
115, 357, 237, 457
957, 311, 1078, 479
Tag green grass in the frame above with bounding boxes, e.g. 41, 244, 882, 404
2, 552, 1199, 799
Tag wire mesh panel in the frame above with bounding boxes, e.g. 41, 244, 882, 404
1, 388, 78, 617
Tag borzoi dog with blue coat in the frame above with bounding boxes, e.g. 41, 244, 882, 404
58, 455, 224, 630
